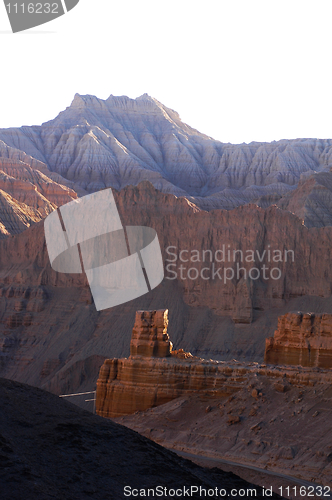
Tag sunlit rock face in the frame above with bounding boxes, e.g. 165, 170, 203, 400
0, 156, 78, 238
1, 93, 332, 223
130, 310, 173, 358
96, 309, 240, 418
265, 311, 332, 368
96, 309, 332, 419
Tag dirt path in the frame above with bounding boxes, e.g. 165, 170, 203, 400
174, 450, 332, 500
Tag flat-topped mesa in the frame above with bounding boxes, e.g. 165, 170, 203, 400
265, 311, 332, 368
130, 309, 173, 358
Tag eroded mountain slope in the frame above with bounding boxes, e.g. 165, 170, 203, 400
1, 93, 332, 222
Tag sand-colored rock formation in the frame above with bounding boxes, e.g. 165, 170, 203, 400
96, 310, 243, 418
130, 310, 173, 357
265, 311, 332, 368
96, 309, 332, 419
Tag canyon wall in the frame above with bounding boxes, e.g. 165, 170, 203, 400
1, 182, 332, 398
265, 311, 332, 368
115, 182, 332, 323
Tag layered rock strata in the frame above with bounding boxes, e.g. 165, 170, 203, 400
0, 158, 77, 209
96, 355, 243, 419
3, 182, 332, 400
130, 310, 173, 357
96, 310, 241, 418
96, 309, 332, 418
265, 311, 332, 368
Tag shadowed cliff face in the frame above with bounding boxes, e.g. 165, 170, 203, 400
1, 182, 332, 398
1, 93, 332, 223
276, 170, 332, 228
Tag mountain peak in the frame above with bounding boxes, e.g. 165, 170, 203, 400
137, 92, 152, 99
70, 92, 179, 120
65, 93, 183, 131
2, 93, 332, 225
70, 93, 104, 109
106, 93, 166, 115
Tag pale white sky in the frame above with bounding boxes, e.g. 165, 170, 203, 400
0, 0, 331, 144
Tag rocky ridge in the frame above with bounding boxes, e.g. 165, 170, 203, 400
0, 155, 79, 237
1, 93, 332, 226
276, 170, 332, 227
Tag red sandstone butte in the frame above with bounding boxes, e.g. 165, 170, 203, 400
130, 310, 173, 357
265, 311, 332, 368
96, 309, 241, 418
96, 309, 332, 419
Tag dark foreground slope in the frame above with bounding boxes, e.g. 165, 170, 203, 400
0, 378, 284, 500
